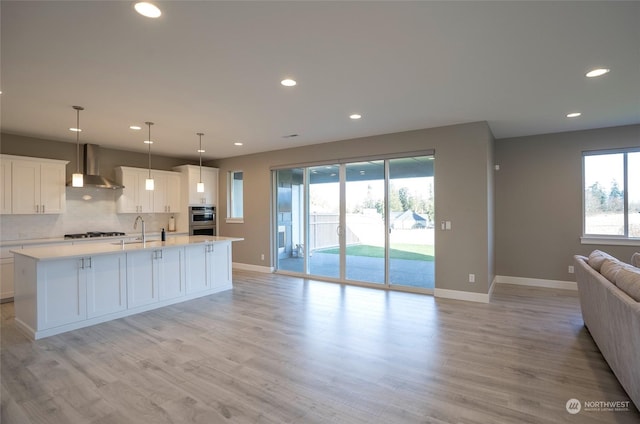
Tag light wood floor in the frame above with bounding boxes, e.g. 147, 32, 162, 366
1, 271, 638, 423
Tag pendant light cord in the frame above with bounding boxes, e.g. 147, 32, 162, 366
198, 132, 204, 182
146, 122, 153, 178
73, 105, 84, 174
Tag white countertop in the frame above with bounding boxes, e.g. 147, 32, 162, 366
0, 232, 188, 248
11, 236, 243, 261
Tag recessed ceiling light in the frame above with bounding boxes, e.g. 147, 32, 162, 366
134, 2, 161, 18
566, 112, 582, 118
234, 142, 243, 146
69, 127, 82, 132
350, 114, 362, 120
585, 68, 610, 78
197, 149, 205, 153
144, 140, 154, 144
130, 125, 142, 130
281, 79, 297, 87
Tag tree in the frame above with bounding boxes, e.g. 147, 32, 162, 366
399, 187, 411, 212
608, 179, 624, 212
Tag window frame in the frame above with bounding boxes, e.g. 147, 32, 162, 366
226, 170, 244, 224
581, 147, 640, 246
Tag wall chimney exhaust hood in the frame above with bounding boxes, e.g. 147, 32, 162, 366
66, 144, 124, 189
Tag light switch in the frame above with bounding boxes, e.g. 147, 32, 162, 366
445, 221, 452, 230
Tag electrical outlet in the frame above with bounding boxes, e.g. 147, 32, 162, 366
469, 273, 475, 283
568, 265, 575, 274
261, 254, 265, 261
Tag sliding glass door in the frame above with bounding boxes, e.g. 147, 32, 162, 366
345, 161, 385, 284
388, 157, 434, 289
308, 165, 341, 279
274, 154, 434, 291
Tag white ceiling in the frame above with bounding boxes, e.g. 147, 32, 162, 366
1, 1, 639, 161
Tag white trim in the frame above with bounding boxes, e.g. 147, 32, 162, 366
580, 236, 640, 247
494, 275, 577, 291
225, 218, 244, 224
434, 288, 490, 303
233, 262, 274, 273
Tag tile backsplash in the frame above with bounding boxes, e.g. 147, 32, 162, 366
0, 188, 180, 241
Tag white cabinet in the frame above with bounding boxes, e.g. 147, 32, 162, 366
1, 246, 18, 300
173, 164, 218, 206
184, 241, 231, 293
115, 167, 153, 213
86, 254, 127, 319
36, 253, 127, 328
153, 172, 181, 213
1, 158, 12, 214
116, 167, 181, 214
126, 246, 185, 307
184, 244, 210, 293
1, 155, 68, 214
38, 257, 87, 329
158, 246, 185, 300
212, 241, 233, 289
126, 249, 159, 308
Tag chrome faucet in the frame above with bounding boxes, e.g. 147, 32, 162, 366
134, 215, 146, 243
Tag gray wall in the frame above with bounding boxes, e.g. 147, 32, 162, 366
214, 121, 495, 294
0, 133, 195, 179
495, 124, 640, 281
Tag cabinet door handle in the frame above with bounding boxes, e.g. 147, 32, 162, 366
80, 258, 84, 269
86, 257, 92, 268
42, 204, 45, 213
35, 204, 39, 213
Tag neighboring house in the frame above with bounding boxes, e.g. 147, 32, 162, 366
391, 210, 429, 230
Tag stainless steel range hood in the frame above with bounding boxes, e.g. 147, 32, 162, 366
67, 144, 124, 189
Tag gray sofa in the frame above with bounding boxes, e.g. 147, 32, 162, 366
574, 251, 640, 410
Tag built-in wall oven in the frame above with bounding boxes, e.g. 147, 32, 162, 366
189, 206, 216, 236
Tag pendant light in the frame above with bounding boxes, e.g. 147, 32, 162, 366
196, 132, 205, 193
71, 106, 84, 187
145, 121, 154, 190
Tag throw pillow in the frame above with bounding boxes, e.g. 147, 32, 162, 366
631, 252, 640, 268
601, 258, 625, 283
588, 249, 615, 271
615, 267, 640, 302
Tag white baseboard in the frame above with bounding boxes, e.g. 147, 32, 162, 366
434, 288, 490, 303
494, 275, 577, 291
232, 262, 274, 273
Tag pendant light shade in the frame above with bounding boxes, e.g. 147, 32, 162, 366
145, 121, 154, 191
71, 106, 84, 187
196, 132, 205, 193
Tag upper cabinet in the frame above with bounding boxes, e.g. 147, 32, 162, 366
0, 155, 68, 215
153, 172, 181, 214
115, 166, 181, 214
173, 164, 218, 206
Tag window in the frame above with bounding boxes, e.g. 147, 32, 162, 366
583, 148, 640, 242
227, 171, 243, 222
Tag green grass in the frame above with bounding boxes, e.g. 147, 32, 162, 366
320, 244, 434, 261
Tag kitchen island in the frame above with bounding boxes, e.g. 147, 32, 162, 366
12, 235, 242, 340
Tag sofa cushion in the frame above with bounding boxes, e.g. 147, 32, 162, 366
615, 266, 640, 301
588, 249, 616, 271
601, 258, 626, 283
631, 252, 640, 268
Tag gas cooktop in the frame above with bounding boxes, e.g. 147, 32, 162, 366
64, 231, 126, 239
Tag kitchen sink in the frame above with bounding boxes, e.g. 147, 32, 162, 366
112, 239, 160, 245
